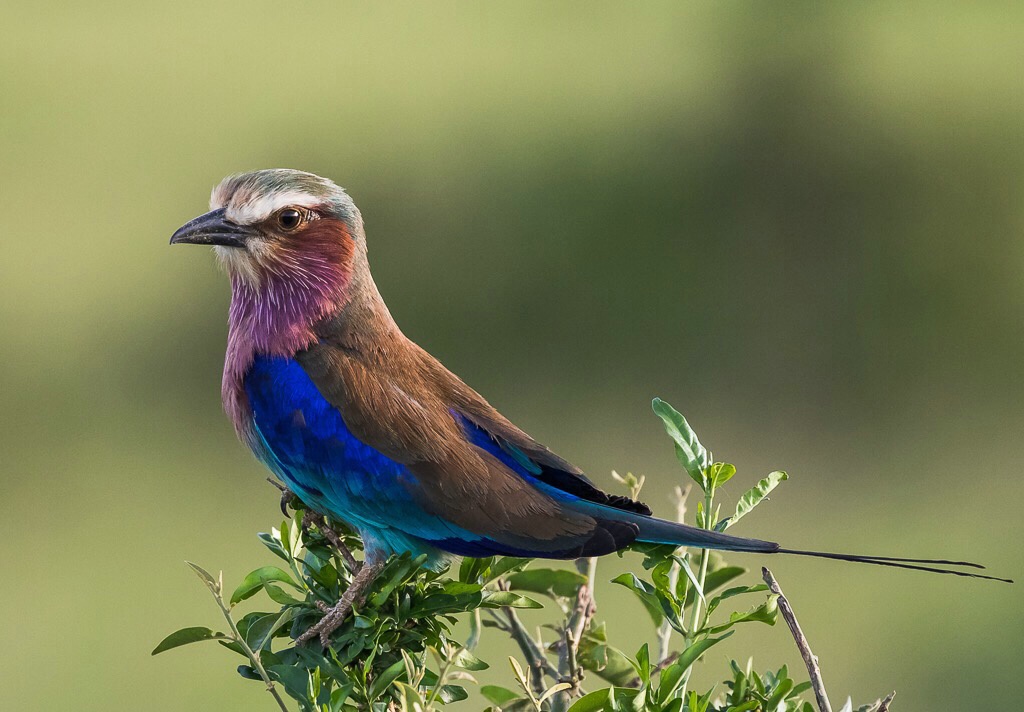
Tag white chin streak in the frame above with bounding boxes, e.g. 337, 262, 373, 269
214, 245, 263, 286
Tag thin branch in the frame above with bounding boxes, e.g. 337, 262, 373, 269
495, 581, 559, 696
762, 567, 832, 712
552, 557, 598, 712
485, 605, 556, 684
687, 488, 714, 633
562, 560, 597, 676
505, 607, 554, 698
302, 510, 360, 572
551, 558, 597, 712
877, 691, 896, 712
425, 643, 462, 707
563, 629, 580, 691
657, 484, 692, 662
211, 576, 290, 712
571, 558, 598, 646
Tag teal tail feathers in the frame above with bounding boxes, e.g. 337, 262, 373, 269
633, 514, 781, 554
631, 514, 1013, 583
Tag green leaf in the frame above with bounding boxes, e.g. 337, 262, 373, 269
702, 595, 779, 635
508, 656, 530, 692
633, 643, 651, 685
459, 556, 494, 583
708, 462, 737, 488
650, 558, 674, 595
263, 583, 303, 606
610, 573, 663, 626
577, 638, 637, 687
655, 659, 687, 703
443, 580, 484, 596
257, 531, 290, 562
367, 659, 407, 702
437, 684, 469, 703
217, 639, 246, 658
791, 681, 813, 697
482, 591, 544, 609
235, 664, 261, 681
661, 699, 684, 712
480, 685, 520, 706
705, 584, 769, 617
151, 626, 227, 655
489, 557, 533, 579
230, 566, 300, 606
727, 471, 788, 529
568, 689, 609, 712
684, 565, 746, 607
767, 677, 795, 708
453, 647, 490, 671
629, 541, 679, 570
392, 682, 428, 712
285, 517, 302, 558
268, 664, 312, 705
672, 632, 733, 676
185, 561, 220, 595
329, 685, 353, 712
503, 702, 539, 712
507, 568, 587, 598
539, 683, 573, 704
678, 556, 706, 607
568, 688, 638, 712
675, 557, 708, 614
246, 608, 297, 650
652, 398, 709, 488
466, 608, 483, 651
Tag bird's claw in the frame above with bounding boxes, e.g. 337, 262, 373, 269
295, 560, 384, 648
296, 586, 368, 647
296, 597, 357, 648
267, 477, 298, 517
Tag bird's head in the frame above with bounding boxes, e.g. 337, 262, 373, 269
171, 168, 362, 288
172, 169, 371, 353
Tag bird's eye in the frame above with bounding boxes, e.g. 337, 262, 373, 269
276, 208, 303, 231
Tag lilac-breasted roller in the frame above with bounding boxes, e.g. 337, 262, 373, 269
171, 169, 1008, 644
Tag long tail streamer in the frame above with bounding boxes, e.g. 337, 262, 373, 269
776, 548, 1013, 583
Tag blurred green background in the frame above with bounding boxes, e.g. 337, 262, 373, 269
2, 2, 1021, 710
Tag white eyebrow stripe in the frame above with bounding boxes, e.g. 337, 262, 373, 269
226, 191, 324, 225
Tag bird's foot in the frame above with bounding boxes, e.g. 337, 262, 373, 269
300, 511, 361, 573
296, 560, 384, 647
300, 509, 322, 533
299, 596, 357, 648
267, 477, 299, 516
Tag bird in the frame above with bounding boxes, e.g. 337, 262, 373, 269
170, 169, 1010, 644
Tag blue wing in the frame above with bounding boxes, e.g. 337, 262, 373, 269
244, 355, 488, 562
245, 354, 642, 563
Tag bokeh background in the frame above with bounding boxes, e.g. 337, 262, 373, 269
2, 2, 1021, 710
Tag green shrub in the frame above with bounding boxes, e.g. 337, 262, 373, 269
154, 399, 886, 712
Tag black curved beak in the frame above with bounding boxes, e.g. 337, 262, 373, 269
170, 208, 254, 248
